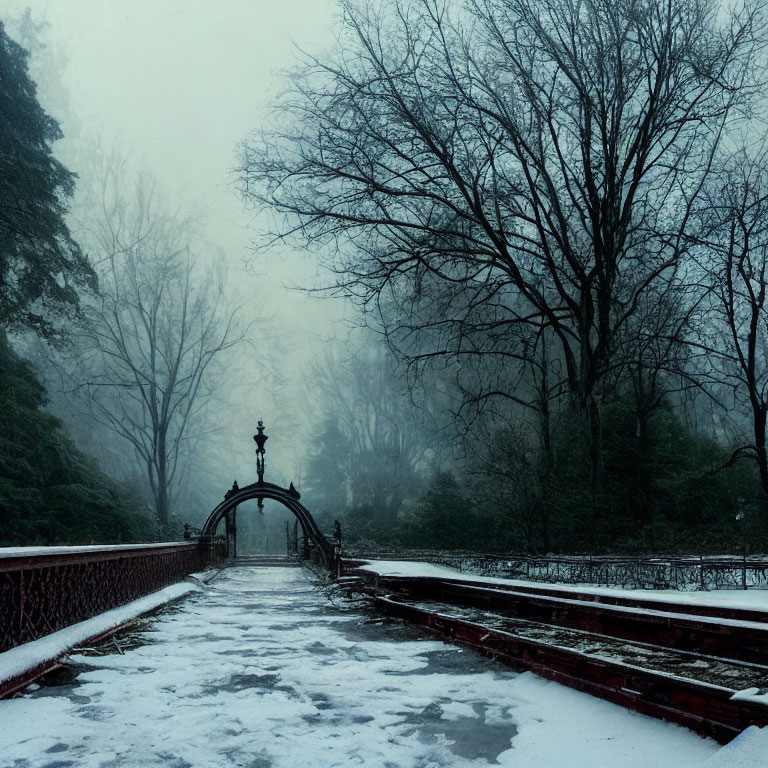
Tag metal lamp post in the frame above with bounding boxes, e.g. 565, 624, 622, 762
254, 420, 268, 514
254, 420, 268, 483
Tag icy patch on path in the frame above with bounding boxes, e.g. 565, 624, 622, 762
0, 567, 719, 767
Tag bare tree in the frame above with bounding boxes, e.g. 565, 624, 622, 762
241, 0, 762, 536
68, 163, 245, 528
696, 145, 768, 499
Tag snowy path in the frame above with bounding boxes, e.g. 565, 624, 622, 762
0, 567, 719, 768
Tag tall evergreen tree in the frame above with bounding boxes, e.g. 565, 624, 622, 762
0, 21, 94, 336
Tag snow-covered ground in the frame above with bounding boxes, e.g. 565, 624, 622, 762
0, 566, 721, 767
355, 559, 768, 612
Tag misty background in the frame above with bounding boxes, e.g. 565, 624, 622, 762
2, 0, 768, 556
1, 0, 343, 468
0, 0, 352, 549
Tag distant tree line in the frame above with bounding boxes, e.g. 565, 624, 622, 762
300, 333, 761, 554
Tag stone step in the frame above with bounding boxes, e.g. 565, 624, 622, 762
226, 555, 300, 567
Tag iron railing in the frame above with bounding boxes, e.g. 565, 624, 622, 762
346, 550, 768, 591
0, 541, 220, 653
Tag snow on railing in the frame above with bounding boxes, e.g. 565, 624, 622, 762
0, 541, 220, 653
345, 550, 768, 591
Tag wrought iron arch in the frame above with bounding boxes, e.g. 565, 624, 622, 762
199, 421, 335, 567
202, 481, 333, 562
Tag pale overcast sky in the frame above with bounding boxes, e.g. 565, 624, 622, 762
0, 0, 349, 479
0, 0, 342, 309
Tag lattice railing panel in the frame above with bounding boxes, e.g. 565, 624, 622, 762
348, 551, 768, 592
0, 543, 217, 653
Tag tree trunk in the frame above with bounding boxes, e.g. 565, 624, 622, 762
538, 402, 553, 553
586, 395, 602, 553
753, 403, 768, 499
536, 336, 554, 553
636, 406, 654, 549
156, 429, 169, 527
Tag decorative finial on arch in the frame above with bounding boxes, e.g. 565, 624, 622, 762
253, 419, 268, 483
224, 479, 240, 500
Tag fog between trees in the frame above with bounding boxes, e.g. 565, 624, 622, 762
2, 1, 768, 554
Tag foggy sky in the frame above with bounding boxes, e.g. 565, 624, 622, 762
0, 0, 350, 483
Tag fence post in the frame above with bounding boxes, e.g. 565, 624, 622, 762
699, 555, 705, 591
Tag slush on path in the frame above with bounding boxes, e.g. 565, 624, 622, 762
0, 567, 718, 768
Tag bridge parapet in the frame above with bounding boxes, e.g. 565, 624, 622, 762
0, 541, 220, 653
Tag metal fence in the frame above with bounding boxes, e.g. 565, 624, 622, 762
348, 550, 768, 591
0, 541, 219, 653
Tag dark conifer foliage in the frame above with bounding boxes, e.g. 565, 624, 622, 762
0, 332, 155, 545
0, 27, 152, 545
0, 21, 94, 337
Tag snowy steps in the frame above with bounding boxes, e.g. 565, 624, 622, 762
225, 556, 300, 567
346, 562, 768, 742
401, 597, 768, 692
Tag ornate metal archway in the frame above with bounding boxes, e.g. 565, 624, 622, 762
200, 421, 335, 566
